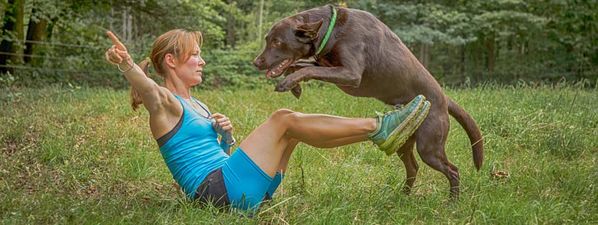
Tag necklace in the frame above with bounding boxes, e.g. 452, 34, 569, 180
186, 98, 211, 119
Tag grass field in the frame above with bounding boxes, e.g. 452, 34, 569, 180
1, 83, 596, 224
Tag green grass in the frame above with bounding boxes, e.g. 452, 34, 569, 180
1, 83, 597, 224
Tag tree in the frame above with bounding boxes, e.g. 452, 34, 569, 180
0, 0, 24, 73
24, 7, 49, 64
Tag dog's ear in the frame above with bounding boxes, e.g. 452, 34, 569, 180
295, 19, 323, 43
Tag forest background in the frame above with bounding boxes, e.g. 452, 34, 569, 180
0, 0, 596, 88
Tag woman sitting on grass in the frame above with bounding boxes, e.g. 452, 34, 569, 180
104, 29, 430, 212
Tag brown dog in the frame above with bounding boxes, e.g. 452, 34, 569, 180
253, 5, 483, 198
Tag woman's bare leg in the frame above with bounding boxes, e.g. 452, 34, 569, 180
274, 134, 364, 174
277, 138, 298, 173
240, 109, 377, 177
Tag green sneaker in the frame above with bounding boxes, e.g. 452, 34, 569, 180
385, 100, 430, 154
368, 95, 430, 155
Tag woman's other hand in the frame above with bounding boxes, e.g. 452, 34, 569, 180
211, 113, 235, 144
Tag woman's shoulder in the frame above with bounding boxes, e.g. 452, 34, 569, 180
145, 87, 182, 115
148, 88, 185, 140
159, 87, 182, 108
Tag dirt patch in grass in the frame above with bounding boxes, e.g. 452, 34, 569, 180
2, 138, 19, 156
1, 125, 41, 157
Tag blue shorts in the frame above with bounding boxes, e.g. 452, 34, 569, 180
221, 147, 273, 211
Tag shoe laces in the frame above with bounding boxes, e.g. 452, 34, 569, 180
375, 111, 394, 117
375, 109, 398, 119
394, 104, 405, 110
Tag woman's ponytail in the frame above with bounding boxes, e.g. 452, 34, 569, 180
130, 58, 151, 111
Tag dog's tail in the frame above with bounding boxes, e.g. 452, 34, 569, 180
448, 98, 484, 171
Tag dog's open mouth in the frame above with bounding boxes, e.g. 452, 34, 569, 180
266, 58, 294, 78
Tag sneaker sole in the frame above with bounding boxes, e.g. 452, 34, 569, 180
383, 101, 431, 155
378, 97, 426, 151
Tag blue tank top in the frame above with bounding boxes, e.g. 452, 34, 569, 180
156, 95, 229, 199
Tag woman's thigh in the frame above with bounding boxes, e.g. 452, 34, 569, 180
239, 118, 290, 177
221, 147, 273, 211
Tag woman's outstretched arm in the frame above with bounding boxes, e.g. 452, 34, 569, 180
105, 31, 163, 112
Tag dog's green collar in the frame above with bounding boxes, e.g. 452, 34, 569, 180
315, 5, 337, 57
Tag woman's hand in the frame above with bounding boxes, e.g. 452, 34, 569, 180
104, 31, 133, 71
211, 113, 235, 144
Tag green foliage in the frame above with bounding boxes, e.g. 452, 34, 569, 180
0, 0, 595, 88
351, 0, 595, 84
200, 46, 267, 89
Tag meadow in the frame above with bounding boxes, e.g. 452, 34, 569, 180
1, 83, 596, 224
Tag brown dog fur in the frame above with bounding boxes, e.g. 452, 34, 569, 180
253, 5, 483, 198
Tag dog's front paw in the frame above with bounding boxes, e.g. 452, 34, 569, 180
284, 59, 318, 76
291, 84, 302, 99
275, 78, 297, 92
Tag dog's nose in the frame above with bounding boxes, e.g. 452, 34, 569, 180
253, 56, 265, 69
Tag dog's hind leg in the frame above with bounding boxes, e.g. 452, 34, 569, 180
396, 137, 418, 195
415, 112, 461, 199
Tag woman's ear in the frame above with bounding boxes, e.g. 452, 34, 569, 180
164, 53, 177, 69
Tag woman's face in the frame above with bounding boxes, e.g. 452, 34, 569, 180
174, 44, 205, 86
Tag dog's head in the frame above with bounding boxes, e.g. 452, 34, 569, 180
253, 17, 323, 78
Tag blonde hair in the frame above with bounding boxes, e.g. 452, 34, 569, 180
131, 29, 203, 110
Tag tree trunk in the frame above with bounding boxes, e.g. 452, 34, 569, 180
127, 6, 132, 42
121, 6, 133, 42
24, 8, 49, 65
45, 17, 58, 41
485, 34, 496, 75
258, 0, 264, 48
472, 40, 483, 81
110, 1, 114, 32
418, 43, 429, 68
225, 1, 236, 48
0, 0, 25, 73
459, 44, 466, 77
10, 0, 23, 64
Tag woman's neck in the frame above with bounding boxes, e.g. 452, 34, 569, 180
164, 73, 192, 99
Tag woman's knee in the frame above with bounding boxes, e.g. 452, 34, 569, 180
268, 108, 297, 124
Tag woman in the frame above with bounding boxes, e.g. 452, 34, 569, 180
104, 29, 430, 211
